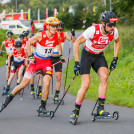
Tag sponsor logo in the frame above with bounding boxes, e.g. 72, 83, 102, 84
45, 40, 55, 46
98, 36, 108, 44
46, 71, 52, 74
46, 67, 52, 71
43, 34, 46, 38
96, 30, 99, 34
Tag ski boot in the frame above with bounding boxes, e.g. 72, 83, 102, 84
53, 92, 64, 105
96, 101, 110, 116
0, 94, 14, 112
35, 87, 42, 99
70, 109, 79, 125
2, 85, 10, 96
37, 105, 51, 117
30, 86, 35, 99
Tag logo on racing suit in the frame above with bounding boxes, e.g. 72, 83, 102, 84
45, 40, 55, 47
98, 36, 109, 44
46, 71, 52, 75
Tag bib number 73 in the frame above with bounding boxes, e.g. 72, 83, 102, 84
45, 48, 53, 54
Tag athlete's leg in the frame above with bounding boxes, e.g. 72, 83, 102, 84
7, 73, 15, 86
41, 75, 51, 100
76, 74, 90, 103
17, 65, 24, 84
6, 66, 10, 81
97, 67, 108, 97
37, 73, 42, 96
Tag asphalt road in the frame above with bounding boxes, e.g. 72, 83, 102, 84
0, 32, 133, 134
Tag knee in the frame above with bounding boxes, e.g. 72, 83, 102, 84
100, 74, 108, 83
56, 75, 61, 82
81, 82, 90, 91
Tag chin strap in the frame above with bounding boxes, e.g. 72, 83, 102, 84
103, 23, 109, 34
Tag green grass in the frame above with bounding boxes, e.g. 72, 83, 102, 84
63, 25, 134, 108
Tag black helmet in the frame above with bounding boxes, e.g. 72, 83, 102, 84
15, 40, 22, 48
19, 34, 24, 38
100, 11, 118, 23
6, 31, 13, 36
58, 21, 64, 29
37, 29, 44, 33
23, 31, 29, 36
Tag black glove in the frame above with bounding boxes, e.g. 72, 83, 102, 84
71, 29, 75, 36
74, 61, 80, 76
28, 55, 36, 64
110, 57, 118, 71
59, 55, 65, 63
0, 51, 2, 56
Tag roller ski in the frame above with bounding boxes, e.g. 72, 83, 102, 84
37, 105, 51, 117
53, 97, 64, 105
2, 85, 10, 96
70, 110, 79, 125
91, 99, 119, 122
0, 94, 14, 112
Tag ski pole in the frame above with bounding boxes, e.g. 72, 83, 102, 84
50, 74, 77, 119
63, 37, 72, 94
51, 75, 54, 97
1, 50, 32, 63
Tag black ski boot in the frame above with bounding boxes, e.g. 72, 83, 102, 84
0, 94, 14, 112
37, 105, 50, 117
53, 91, 64, 105
70, 109, 79, 125
2, 85, 10, 96
30, 85, 35, 99
97, 99, 109, 116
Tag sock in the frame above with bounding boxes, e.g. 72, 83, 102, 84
55, 90, 60, 96
74, 102, 82, 115
30, 84, 34, 90
38, 86, 42, 91
98, 97, 105, 105
41, 99, 47, 108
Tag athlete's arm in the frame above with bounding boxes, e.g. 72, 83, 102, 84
64, 32, 76, 43
114, 37, 120, 57
26, 33, 41, 56
0, 41, 5, 50
73, 35, 86, 61
57, 35, 62, 55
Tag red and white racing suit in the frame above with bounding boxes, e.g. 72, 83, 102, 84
83, 24, 118, 54
11, 48, 25, 73
24, 31, 59, 79
53, 32, 65, 54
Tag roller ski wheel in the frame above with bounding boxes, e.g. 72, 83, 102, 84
50, 111, 55, 119
53, 98, 64, 105
113, 111, 119, 120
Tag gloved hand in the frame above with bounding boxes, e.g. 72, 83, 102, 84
110, 57, 118, 71
28, 55, 36, 64
59, 55, 65, 63
71, 29, 75, 36
74, 61, 80, 76
0, 51, 2, 56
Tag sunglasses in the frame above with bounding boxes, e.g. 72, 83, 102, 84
50, 25, 58, 28
107, 22, 116, 27
7, 36, 12, 38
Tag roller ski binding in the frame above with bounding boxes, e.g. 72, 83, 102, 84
70, 110, 79, 125
37, 105, 51, 117
30, 91, 35, 99
53, 97, 64, 105
2, 85, 10, 96
91, 99, 119, 122
0, 94, 14, 112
